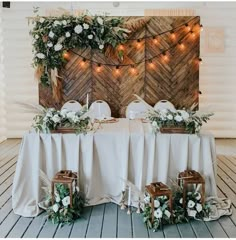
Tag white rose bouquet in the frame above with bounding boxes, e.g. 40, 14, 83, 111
147, 109, 213, 134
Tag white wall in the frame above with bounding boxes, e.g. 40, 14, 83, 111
1, 1, 236, 138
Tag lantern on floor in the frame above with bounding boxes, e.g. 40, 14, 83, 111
177, 170, 205, 208
51, 170, 77, 207
145, 182, 173, 223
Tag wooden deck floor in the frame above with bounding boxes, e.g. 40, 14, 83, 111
0, 139, 236, 238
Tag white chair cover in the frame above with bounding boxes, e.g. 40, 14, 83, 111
61, 100, 82, 112
89, 100, 111, 119
126, 100, 148, 119
154, 100, 176, 111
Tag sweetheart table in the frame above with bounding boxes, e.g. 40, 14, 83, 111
12, 118, 217, 217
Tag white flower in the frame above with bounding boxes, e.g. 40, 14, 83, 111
61, 108, 68, 117
52, 204, 59, 212
88, 34, 93, 39
62, 196, 70, 207
83, 23, 89, 29
187, 209, 197, 218
62, 20, 67, 26
99, 44, 104, 50
97, 17, 103, 25
152, 121, 158, 127
179, 198, 183, 204
47, 42, 53, 48
39, 17, 45, 23
196, 203, 203, 212
36, 53, 45, 59
52, 114, 60, 123
74, 24, 83, 34
49, 31, 55, 38
187, 200, 195, 208
55, 194, 60, 203
54, 43, 63, 51
167, 114, 173, 120
174, 115, 183, 122
53, 20, 61, 26
46, 111, 53, 118
65, 32, 71, 38
178, 110, 189, 120
154, 199, 160, 208
76, 186, 80, 192
154, 208, 163, 219
187, 192, 192, 196
195, 192, 201, 200
144, 196, 150, 204
67, 111, 76, 119
35, 34, 39, 39
72, 115, 80, 123
164, 210, 171, 218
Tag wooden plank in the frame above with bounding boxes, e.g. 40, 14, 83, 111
37, 219, 59, 238
0, 143, 20, 163
0, 164, 16, 185
217, 168, 236, 194
224, 156, 236, 167
0, 198, 13, 223
0, 174, 14, 195
0, 211, 21, 238
219, 155, 236, 173
190, 220, 212, 238
217, 159, 236, 183
0, 157, 16, 175
22, 212, 47, 238
0, 140, 20, 159
163, 223, 181, 238
0, 185, 13, 208
148, 228, 164, 238
132, 210, 149, 238
177, 222, 196, 238
117, 207, 132, 238
70, 206, 92, 238
101, 203, 118, 238
86, 204, 105, 238
205, 220, 228, 238
7, 216, 33, 238
54, 222, 73, 238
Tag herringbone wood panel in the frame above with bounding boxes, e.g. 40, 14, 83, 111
39, 16, 200, 117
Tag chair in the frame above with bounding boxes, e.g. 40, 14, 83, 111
89, 100, 111, 119
154, 100, 176, 111
61, 100, 82, 112
126, 100, 148, 119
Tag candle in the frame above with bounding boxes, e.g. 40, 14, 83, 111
128, 186, 131, 206
86, 93, 89, 110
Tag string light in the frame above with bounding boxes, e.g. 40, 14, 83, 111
170, 31, 176, 40
148, 59, 155, 69
178, 41, 185, 50
190, 31, 196, 38
118, 44, 124, 51
96, 63, 102, 72
153, 36, 158, 44
115, 65, 120, 74
198, 58, 203, 65
80, 58, 87, 67
200, 24, 203, 32
130, 65, 136, 74
185, 23, 191, 31
62, 51, 69, 60
136, 39, 141, 48
162, 52, 168, 61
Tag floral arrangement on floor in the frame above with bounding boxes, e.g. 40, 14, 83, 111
147, 109, 214, 134
46, 183, 86, 225
143, 189, 211, 232
32, 106, 91, 134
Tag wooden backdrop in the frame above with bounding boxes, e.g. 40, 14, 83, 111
39, 16, 200, 117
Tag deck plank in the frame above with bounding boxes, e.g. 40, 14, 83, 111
0, 198, 13, 223
163, 223, 181, 238
54, 222, 73, 238
132, 210, 149, 238
37, 219, 59, 238
177, 222, 196, 238
101, 203, 118, 238
190, 220, 212, 238
205, 220, 228, 238
117, 207, 132, 238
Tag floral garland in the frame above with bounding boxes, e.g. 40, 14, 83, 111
33, 106, 91, 134
147, 109, 213, 134
30, 15, 130, 87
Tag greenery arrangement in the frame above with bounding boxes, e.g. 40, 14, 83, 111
46, 183, 85, 225
33, 106, 91, 134
147, 109, 214, 134
30, 14, 130, 86
143, 188, 211, 232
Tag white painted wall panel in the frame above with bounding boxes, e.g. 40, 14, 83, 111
1, 1, 236, 138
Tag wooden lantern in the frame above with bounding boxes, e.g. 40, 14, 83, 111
51, 170, 77, 207
145, 182, 173, 223
178, 170, 205, 208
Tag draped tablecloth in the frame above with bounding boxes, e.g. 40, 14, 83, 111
12, 119, 217, 217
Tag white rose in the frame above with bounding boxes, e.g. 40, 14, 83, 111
187, 200, 195, 208
74, 24, 83, 34
97, 17, 103, 25
179, 110, 189, 120
47, 42, 53, 48
54, 43, 63, 51
67, 111, 76, 119
152, 121, 158, 127
144, 196, 150, 204
39, 18, 45, 23
52, 204, 59, 213
88, 34, 93, 39
174, 115, 183, 122
179, 198, 183, 204
196, 203, 203, 212
167, 114, 173, 120
35, 34, 39, 39
72, 115, 80, 123
154, 208, 163, 219
60, 108, 68, 117
46, 111, 53, 118
83, 23, 89, 29
49, 31, 55, 38
53, 20, 61, 26
187, 209, 197, 218
195, 192, 201, 200
65, 32, 71, 38
76, 186, 80, 192
36, 53, 45, 59
52, 114, 60, 123
99, 44, 104, 50
154, 199, 160, 208
62, 20, 67, 26
55, 195, 60, 203
164, 210, 171, 218
62, 196, 70, 207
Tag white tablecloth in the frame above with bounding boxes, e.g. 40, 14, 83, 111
12, 119, 217, 217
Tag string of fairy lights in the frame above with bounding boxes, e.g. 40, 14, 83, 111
62, 16, 203, 74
